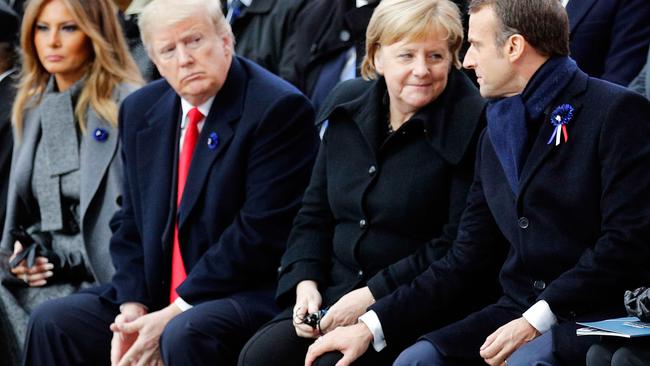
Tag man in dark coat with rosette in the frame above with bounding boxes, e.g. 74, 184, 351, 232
304, 1, 650, 366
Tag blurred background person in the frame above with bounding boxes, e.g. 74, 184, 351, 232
279, 0, 381, 114
0, 0, 20, 252
224, 0, 308, 77
117, 0, 161, 81
0, 0, 142, 363
565, 0, 650, 86
238, 0, 498, 365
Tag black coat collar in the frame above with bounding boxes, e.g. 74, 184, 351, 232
318, 68, 486, 164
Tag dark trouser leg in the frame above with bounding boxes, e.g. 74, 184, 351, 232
393, 340, 447, 366
507, 330, 559, 366
421, 303, 518, 366
587, 342, 616, 366
611, 341, 650, 366
239, 316, 401, 366
160, 290, 278, 366
23, 293, 118, 366
238, 317, 311, 366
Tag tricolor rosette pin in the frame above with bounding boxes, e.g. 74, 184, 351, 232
547, 104, 574, 146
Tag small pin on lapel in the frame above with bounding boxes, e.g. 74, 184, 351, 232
207, 132, 219, 150
93, 128, 108, 142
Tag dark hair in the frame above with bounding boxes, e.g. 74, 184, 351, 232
0, 42, 17, 72
468, 0, 569, 57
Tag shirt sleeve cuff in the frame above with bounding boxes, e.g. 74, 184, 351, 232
174, 296, 193, 312
359, 310, 387, 352
522, 300, 557, 334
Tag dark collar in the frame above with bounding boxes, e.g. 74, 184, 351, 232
319, 68, 486, 164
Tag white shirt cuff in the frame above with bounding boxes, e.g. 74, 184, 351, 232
522, 300, 557, 334
359, 310, 387, 352
174, 296, 193, 312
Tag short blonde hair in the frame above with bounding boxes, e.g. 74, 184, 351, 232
361, 0, 464, 80
138, 0, 233, 57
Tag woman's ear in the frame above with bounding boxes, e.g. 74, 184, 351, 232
374, 45, 384, 75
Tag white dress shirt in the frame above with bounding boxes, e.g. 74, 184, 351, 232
360, 301, 557, 351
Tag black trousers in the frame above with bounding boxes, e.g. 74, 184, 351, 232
238, 317, 403, 366
586, 339, 650, 366
24, 290, 278, 366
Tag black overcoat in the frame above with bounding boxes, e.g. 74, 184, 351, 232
276, 69, 487, 313
371, 68, 650, 364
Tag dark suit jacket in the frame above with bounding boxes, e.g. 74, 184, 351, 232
101, 57, 318, 310
279, 0, 378, 99
371, 68, 650, 360
0, 71, 16, 237
567, 0, 650, 86
276, 69, 488, 316
222, 0, 308, 77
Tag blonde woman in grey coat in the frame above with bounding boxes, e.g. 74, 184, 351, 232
0, 0, 142, 363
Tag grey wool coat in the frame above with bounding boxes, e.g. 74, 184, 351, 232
0, 82, 136, 364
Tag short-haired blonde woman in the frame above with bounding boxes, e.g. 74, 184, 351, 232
0, 0, 141, 361
238, 0, 493, 365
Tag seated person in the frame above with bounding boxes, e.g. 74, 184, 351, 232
586, 287, 650, 366
238, 0, 494, 365
224, 0, 308, 77
565, 0, 650, 86
0, 0, 141, 363
305, 1, 650, 365
21, 0, 318, 365
0, 0, 19, 239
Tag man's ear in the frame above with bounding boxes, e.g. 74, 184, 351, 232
222, 35, 234, 57
505, 34, 526, 62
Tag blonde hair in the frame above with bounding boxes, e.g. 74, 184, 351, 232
12, 0, 143, 139
138, 0, 233, 58
361, 0, 464, 80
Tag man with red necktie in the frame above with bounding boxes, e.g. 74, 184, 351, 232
23, 0, 318, 365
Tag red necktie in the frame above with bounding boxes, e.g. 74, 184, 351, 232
170, 107, 203, 303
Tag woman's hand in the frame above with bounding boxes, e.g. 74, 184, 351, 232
318, 286, 375, 334
9, 242, 53, 287
293, 280, 323, 338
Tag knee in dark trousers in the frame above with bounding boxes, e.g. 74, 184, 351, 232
160, 309, 233, 366
24, 293, 115, 366
586, 343, 614, 366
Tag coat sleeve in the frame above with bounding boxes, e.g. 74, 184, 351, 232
369, 132, 508, 342
176, 92, 319, 304
538, 91, 650, 319
274, 138, 334, 307
365, 133, 478, 300
104, 100, 150, 307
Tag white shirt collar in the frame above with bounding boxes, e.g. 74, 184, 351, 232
561, 0, 569, 7
180, 96, 214, 128
356, 0, 368, 7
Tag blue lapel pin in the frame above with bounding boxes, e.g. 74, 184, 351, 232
93, 128, 109, 142
207, 132, 219, 150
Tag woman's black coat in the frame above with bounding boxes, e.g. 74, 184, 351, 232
276, 68, 486, 309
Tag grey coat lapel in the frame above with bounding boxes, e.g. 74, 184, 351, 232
79, 107, 119, 230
